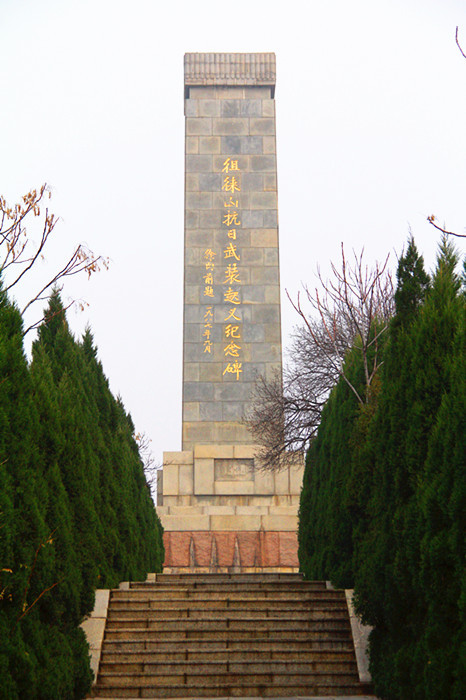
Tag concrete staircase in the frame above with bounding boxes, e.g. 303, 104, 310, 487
91, 572, 373, 698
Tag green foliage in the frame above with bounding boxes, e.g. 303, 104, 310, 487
298, 344, 365, 588
0, 285, 164, 698
298, 237, 465, 699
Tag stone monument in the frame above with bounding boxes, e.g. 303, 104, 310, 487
157, 53, 303, 571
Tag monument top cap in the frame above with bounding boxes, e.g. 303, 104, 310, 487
184, 53, 276, 87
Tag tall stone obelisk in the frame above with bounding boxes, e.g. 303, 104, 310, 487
158, 53, 303, 571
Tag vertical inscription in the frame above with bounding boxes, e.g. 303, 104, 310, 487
221, 157, 242, 381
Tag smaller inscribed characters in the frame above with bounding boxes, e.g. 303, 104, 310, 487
203, 306, 214, 354
202, 249, 216, 353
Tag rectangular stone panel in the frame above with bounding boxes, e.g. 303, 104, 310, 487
214, 458, 254, 481
194, 458, 214, 495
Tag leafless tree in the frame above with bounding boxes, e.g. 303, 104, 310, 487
290, 245, 394, 405
424, 29, 466, 239
245, 245, 394, 471
0, 184, 109, 333
134, 431, 161, 498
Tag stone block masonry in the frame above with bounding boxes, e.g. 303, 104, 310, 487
182, 53, 281, 450
158, 54, 304, 571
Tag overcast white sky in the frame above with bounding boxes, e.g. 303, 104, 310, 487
1, 0, 465, 475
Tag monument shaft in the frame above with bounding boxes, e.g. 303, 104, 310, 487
182, 52, 281, 450
158, 54, 303, 571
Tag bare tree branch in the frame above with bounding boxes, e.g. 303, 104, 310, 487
427, 215, 466, 239
134, 431, 161, 496
245, 245, 394, 471
456, 26, 466, 59
0, 185, 109, 334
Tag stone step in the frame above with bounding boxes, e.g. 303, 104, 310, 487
99, 659, 358, 675
96, 670, 361, 687
101, 637, 355, 652
107, 607, 348, 622
104, 627, 352, 642
92, 684, 368, 698
126, 583, 327, 595
131, 574, 308, 587
96, 674, 364, 698
105, 618, 351, 634
107, 608, 349, 630
89, 573, 370, 698
111, 591, 344, 603
100, 649, 357, 664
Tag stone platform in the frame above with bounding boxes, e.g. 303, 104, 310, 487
158, 444, 303, 570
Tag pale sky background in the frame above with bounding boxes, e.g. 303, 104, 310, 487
1, 0, 465, 483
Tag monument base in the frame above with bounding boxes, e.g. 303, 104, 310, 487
157, 444, 304, 572
163, 530, 299, 570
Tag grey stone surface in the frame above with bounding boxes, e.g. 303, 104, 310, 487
264, 247, 279, 265
220, 135, 241, 154
213, 118, 249, 135
250, 191, 277, 209
242, 210, 264, 228
264, 173, 277, 190
251, 266, 279, 285
185, 172, 199, 191
199, 136, 221, 154
183, 401, 199, 421
241, 99, 262, 116
246, 86, 273, 98
184, 362, 200, 381
220, 99, 241, 116
186, 117, 212, 135
184, 381, 215, 401
264, 323, 282, 342
184, 99, 198, 117
182, 65, 283, 450
185, 136, 199, 154
184, 245, 200, 264
198, 99, 220, 117
240, 136, 263, 154
199, 173, 223, 190
185, 191, 212, 209
185, 229, 213, 246
223, 401, 247, 421
185, 154, 213, 172
249, 155, 276, 171
185, 210, 199, 229
214, 382, 252, 402
200, 401, 223, 421
242, 285, 266, 303
243, 323, 265, 342
242, 247, 264, 265
250, 117, 275, 135
262, 99, 275, 117
190, 86, 217, 98
252, 304, 280, 324
199, 209, 223, 228
263, 209, 278, 227
242, 172, 264, 190
263, 135, 276, 154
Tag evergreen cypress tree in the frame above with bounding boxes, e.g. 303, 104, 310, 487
0, 281, 49, 698
355, 238, 464, 699
298, 342, 372, 588
0, 284, 163, 698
